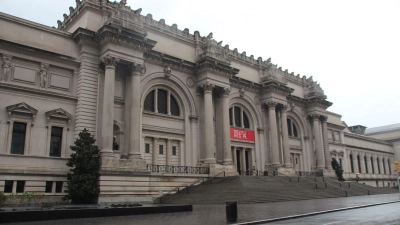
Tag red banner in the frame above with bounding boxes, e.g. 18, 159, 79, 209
230, 128, 255, 142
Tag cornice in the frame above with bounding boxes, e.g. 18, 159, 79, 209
327, 123, 346, 130
344, 132, 393, 146
261, 81, 294, 96
229, 76, 261, 92
144, 50, 195, 71
195, 56, 239, 77
0, 39, 79, 64
345, 144, 394, 155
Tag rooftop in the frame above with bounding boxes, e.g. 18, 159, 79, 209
365, 123, 400, 135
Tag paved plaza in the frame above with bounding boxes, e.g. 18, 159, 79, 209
5, 193, 400, 225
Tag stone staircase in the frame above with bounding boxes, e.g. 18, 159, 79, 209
159, 176, 398, 204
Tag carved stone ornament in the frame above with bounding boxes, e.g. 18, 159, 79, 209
309, 113, 321, 120
131, 62, 146, 75
186, 77, 195, 88
45, 108, 73, 130
201, 82, 215, 92
266, 101, 277, 109
2, 55, 12, 82
6, 102, 38, 126
222, 87, 231, 97
320, 115, 328, 122
39, 63, 49, 88
101, 55, 119, 68
281, 104, 288, 112
239, 88, 245, 97
164, 66, 171, 78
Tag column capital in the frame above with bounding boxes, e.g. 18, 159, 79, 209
308, 113, 321, 120
320, 115, 328, 122
221, 87, 231, 97
101, 55, 119, 68
281, 104, 289, 112
266, 101, 278, 109
131, 62, 146, 75
199, 82, 215, 93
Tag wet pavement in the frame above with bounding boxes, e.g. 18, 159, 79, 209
4, 193, 400, 225
266, 202, 400, 225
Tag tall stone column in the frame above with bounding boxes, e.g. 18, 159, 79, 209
280, 105, 292, 168
321, 116, 332, 170
267, 102, 280, 167
241, 148, 247, 173
100, 55, 119, 157
310, 114, 324, 170
379, 155, 384, 174
152, 137, 158, 165
232, 147, 237, 168
202, 83, 216, 164
129, 63, 146, 159
221, 88, 233, 165
384, 156, 389, 175
166, 139, 171, 166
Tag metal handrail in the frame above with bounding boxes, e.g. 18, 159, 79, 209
155, 171, 226, 204
325, 177, 370, 195
274, 171, 292, 182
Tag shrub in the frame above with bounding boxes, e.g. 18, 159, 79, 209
331, 158, 345, 181
63, 129, 100, 203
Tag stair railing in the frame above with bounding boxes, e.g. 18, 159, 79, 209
155, 171, 226, 204
325, 177, 370, 195
274, 171, 292, 182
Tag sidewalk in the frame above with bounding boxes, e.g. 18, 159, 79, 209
6, 193, 400, 225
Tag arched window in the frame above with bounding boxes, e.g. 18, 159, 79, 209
144, 89, 180, 116
364, 156, 368, 174
287, 119, 299, 137
350, 154, 354, 173
229, 106, 250, 129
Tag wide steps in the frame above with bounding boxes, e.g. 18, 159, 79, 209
161, 176, 397, 204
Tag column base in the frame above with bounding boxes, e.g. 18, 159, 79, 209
322, 169, 336, 177
203, 158, 217, 164
284, 163, 293, 168
222, 159, 234, 165
128, 153, 142, 160
100, 149, 114, 158
99, 157, 147, 171
209, 164, 238, 177
277, 167, 295, 176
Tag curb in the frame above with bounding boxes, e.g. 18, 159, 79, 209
236, 200, 400, 225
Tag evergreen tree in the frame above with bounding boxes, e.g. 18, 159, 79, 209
331, 158, 345, 181
63, 129, 100, 203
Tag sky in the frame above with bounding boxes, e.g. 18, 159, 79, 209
1, 0, 399, 128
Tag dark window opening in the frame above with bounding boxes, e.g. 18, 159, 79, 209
339, 158, 342, 167
145, 143, 150, 153
157, 89, 168, 114
45, 181, 52, 193
144, 90, 155, 112
287, 119, 292, 136
50, 126, 63, 157
4, 181, 13, 193
172, 146, 177, 156
350, 154, 354, 173
229, 108, 233, 126
234, 107, 241, 127
388, 160, 391, 174
357, 155, 361, 173
170, 95, 180, 116
382, 159, 386, 174
11, 122, 27, 154
243, 113, 250, 128
159, 145, 163, 154
371, 157, 375, 173
55, 182, 63, 193
295, 158, 298, 164
16, 181, 25, 193
293, 124, 298, 137
377, 158, 381, 174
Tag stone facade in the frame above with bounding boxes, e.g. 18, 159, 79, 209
0, 1, 397, 203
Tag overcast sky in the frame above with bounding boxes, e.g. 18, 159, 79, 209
1, 0, 399, 128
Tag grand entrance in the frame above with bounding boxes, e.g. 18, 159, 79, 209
233, 147, 253, 175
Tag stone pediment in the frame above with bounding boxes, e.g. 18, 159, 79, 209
45, 108, 72, 120
6, 102, 38, 115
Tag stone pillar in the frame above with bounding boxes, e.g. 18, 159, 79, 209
100, 55, 119, 157
221, 88, 233, 165
232, 147, 237, 168
152, 137, 158, 165
202, 83, 216, 164
241, 148, 247, 173
310, 114, 324, 170
360, 152, 366, 174
189, 115, 199, 166
166, 139, 171, 166
321, 116, 332, 170
280, 105, 292, 168
267, 102, 280, 167
129, 63, 146, 159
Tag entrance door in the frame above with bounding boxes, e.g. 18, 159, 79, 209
236, 150, 241, 174
245, 151, 249, 175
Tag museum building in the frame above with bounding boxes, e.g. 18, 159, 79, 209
0, 0, 398, 203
